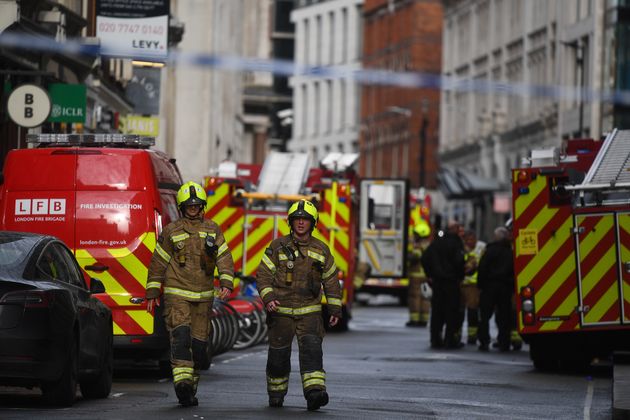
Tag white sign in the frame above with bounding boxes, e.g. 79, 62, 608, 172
96, 15, 168, 59
15, 199, 66, 215
7, 85, 52, 128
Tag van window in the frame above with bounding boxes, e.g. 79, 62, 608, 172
76, 150, 152, 190
161, 193, 180, 225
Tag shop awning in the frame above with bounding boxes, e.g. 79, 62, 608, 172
438, 165, 502, 199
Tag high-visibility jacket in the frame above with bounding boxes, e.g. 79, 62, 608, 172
408, 240, 429, 279
257, 234, 342, 318
463, 241, 486, 285
146, 217, 234, 300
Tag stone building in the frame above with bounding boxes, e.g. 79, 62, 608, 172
439, 0, 629, 238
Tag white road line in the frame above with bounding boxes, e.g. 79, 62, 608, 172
111, 393, 124, 398
583, 379, 594, 420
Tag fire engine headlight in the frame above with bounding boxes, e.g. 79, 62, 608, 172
522, 299, 534, 312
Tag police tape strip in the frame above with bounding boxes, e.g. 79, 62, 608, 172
2, 32, 630, 105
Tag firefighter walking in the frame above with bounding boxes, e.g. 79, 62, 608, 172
406, 220, 432, 327
256, 199, 342, 411
146, 181, 234, 406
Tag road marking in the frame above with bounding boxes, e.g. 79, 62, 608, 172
583, 379, 594, 420
111, 393, 124, 398
220, 350, 266, 364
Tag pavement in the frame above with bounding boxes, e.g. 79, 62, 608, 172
613, 352, 630, 419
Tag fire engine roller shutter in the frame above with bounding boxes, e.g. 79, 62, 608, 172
316, 187, 350, 278
575, 213, 622, 326
513, 172, 578, 334
243, 214, 276, 277
205, 183, 246, 274
618, 213, 630, 323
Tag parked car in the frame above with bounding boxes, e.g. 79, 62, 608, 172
0, 231, 113, 406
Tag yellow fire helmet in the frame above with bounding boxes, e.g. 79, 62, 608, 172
413, 220, 431, 238
287, 199, 318, 228
176, 181, 207, 209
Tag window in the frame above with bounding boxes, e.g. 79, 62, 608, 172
37, 243, 72, 286
329, 11, 335, 64
57, 244, 87, 289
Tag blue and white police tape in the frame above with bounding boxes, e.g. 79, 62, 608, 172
2, 32, 630, 105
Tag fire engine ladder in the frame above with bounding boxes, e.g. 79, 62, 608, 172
566, 129, 630, 206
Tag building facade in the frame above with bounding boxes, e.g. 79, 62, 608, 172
360, 0, 443, 195
0, 0, 136, 167
288, 0, 363, 164
161, 0, 247, 183
439, 0, 630, 238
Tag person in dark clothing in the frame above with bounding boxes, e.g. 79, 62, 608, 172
477, 227, 514, 352
421, 220, 466, 349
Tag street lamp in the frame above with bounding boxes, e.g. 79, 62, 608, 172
419, 98, 429, 188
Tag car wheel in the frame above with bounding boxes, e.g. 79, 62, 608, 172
42, 337, 78, 407
80, 328, 113, 399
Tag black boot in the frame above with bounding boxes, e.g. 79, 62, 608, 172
269, 396, 284, 408
175, 382, 198, 407
306, 389, 329, 411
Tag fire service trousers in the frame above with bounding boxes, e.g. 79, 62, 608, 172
266, 313, 326, 400
460, 284, 480, 341
163, 297, 212, 394
408, 276, 431, 323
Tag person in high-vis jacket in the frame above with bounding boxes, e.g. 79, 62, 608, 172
406, 220, 432, 327
145, 181, 234, 407
256, 199, 342, 411
460, 230, 485, 344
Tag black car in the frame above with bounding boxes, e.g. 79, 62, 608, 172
0, 231, 113, 406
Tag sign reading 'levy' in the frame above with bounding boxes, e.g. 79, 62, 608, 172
96, 0, 169, 60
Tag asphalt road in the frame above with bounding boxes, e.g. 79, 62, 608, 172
0, 299, 613, 419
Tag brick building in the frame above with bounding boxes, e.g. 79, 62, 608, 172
360, 0, 443, 193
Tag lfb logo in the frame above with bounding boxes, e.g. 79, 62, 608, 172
15, 199, 66, 215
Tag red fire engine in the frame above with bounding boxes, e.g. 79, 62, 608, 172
357, 190, 428, 304
512, 129, 630, 369
204, 152, 410, 330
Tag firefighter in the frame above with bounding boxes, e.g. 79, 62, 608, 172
477, 226, 513, 352
460, 231, 485, 344
145, 181, 234, 407
256, 199, 342, 411
406, 220, 432, 327
421, 220, 466, 349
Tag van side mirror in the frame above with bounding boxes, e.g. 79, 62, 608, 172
90, 278, 106, 294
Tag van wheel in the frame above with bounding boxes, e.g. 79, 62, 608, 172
42, 338, 78, 407
80, 330, 113, 399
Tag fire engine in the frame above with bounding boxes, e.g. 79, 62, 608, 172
204, 152, 410, 330
512, 128, 630, 369
357, 191, 428, 304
